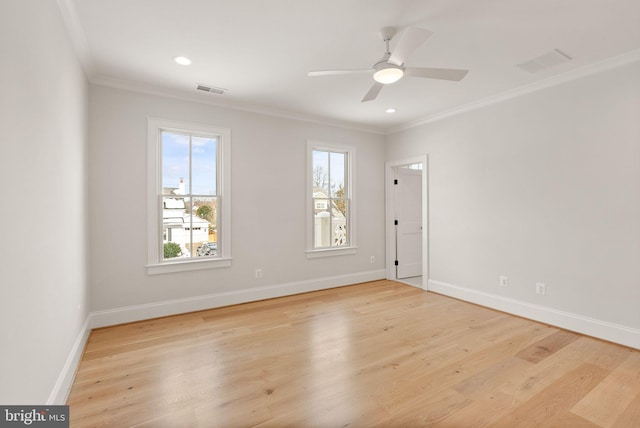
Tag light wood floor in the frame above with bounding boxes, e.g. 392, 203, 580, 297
67, 280, 640, 427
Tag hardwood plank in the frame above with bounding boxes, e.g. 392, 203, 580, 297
66, 280, 640, 427
515, 329, 580, 364
380, 387, 472, 427
550, 412, 601, 428
572, 350, 640, 427
498, 336, 630, 406
453, 356, 533, 399
492, 363, 610, 427
611, 392, 640, 428
567, 335, 633, 370
431, 391, 518, 428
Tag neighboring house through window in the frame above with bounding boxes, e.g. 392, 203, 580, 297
307, 140, 356, 258
147, 118, 231, 274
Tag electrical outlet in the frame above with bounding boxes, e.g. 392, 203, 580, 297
536, 282, 546, 295
255, 268, 262, 279
370, 256, 375, 264
499, 276, 508, 287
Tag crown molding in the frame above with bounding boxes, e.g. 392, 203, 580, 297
56, 0, 95, 77
387, 48, 640, 135
90, 75, 386, 136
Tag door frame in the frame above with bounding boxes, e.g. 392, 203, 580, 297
385, 155, 429, 289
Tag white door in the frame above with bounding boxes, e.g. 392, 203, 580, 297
395, 166, 422, 279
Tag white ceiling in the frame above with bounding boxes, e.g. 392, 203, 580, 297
63, 0, 640, 133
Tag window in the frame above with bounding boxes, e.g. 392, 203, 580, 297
147, 119, 231, 274
307, 140, 356, 257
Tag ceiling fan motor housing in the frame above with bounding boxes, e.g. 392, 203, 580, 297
379, 26, 397, 42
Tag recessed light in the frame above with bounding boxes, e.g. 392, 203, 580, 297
174, 56, 192, 66
386, 108, 397, 114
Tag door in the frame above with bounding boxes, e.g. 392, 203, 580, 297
395, 166, 422, 279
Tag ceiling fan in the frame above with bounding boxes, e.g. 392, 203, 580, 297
308, 26, 469, 102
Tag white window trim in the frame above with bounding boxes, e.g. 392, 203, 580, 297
306, 140, 357, 258
147, 118, 232, 274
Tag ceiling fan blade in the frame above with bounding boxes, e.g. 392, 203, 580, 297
361, 82, 384, 102
404, 67, 469, 81
388, 27, 434, 66
308, 69, 373, 77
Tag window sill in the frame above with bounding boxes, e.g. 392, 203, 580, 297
147, 257, 232, 275
306, 247, 357, 259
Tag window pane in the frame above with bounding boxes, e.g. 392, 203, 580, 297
192, 136, 217, 195
312, 150, 329, 195
332, 199, 348, 246
162, 196, 217, 258
329, 151, 346, 198
313, 197, 348, 249
313, 198, 330, 248
162, 196, 190, 259
162, 132, 190, 195
193, 197, 217, 257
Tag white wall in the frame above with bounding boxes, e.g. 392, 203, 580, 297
387, 60, 640, 343
0, 0, 89, 403
88, 85, 386, 322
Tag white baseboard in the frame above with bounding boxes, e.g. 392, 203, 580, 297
47, 316, 92, 404
90, 269, 386, 328
427, 279, 640, 350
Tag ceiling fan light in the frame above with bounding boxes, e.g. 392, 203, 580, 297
373, 67, 404, 84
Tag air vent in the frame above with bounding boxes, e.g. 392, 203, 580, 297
196, 84, 227, 95
517, 49, 572, 73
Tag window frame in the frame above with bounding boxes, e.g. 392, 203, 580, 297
306, 140, 357, 258
147, 118, 231, 274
